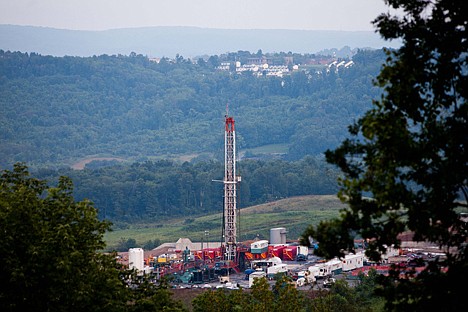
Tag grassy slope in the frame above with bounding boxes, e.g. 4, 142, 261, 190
104, 195, 345, 250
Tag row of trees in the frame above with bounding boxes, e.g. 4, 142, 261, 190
34, 157, 339, 222
193, 273, 384, 312
0, 48, 386, 168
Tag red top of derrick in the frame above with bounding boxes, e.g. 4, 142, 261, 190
225, 116, 235, 132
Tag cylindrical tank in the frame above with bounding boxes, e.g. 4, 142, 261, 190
129, 248, 144, 271
270, 227, 287, 245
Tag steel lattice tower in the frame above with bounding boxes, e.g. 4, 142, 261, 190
223, 115, 238, 261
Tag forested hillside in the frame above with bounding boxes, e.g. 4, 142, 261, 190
35, 157, 339, 223
0, 49, 386, 168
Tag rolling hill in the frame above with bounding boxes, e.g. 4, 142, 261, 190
0, 49, 387, 168
104, 194, 346, 250
0, 25, 401, 58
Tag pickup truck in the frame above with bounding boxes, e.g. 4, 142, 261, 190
323, 277, 336, 288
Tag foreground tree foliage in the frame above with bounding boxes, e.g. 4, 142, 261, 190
0, 164, 184, 311
302, 0, 467, 311
192, 274, 383, 312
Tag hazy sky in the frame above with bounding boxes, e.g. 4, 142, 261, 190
0, 0, 391, 31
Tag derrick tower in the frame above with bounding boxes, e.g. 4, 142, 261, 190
223, 114, 239, 261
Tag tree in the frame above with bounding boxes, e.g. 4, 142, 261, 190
272, 276, 305, 312
302, 1, 467, 311
249, 277, 275, 311
128, 277, 186, 312
0, 163, 128, 311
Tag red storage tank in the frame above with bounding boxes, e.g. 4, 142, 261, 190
283, 246, 298, 261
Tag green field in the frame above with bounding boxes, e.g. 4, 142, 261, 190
104, 195, 345, 250
243, 143, 290, 155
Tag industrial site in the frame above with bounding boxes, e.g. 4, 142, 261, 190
117, 114, 444, 290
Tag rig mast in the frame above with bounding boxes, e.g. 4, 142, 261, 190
223, 114, 239, 261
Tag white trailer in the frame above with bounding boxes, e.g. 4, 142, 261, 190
267, 263, 288, 278
297, 245, 309, 256
251, 240, 269, 254
316, 258, 343, 277
308, 265, 320, 279
342, 252, 365, 272
249, 271, 266, 288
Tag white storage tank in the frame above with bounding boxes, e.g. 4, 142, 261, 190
270, 227, 287, 245
129, 248, 144, 272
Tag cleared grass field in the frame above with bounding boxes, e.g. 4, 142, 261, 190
104, 194, 345, 250
244, 143, 289, 154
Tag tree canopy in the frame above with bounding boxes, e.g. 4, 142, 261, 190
0, 49, 386, 168
0, 164, 184, 311
302, 0, 467, 311
34, 157, 340, 223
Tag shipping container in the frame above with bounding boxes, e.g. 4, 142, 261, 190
283, 246, 298, 261
270, 245, 286, 259
193, 250, 203, 260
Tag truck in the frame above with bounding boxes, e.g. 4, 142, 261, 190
296, 269, 316, 285
323, 277, 336, 288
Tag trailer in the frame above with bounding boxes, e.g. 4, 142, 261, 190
342, 252, 365, 272
307, 265, 320, 279
297, 246, 309, 257
251, 256, 282, 272
249, 271, 266, 288
266, 263, 288, 279
316, 258, 343, 277
251, 240, 269, 254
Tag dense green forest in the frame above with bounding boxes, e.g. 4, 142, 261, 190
35, 156, 340, 223
0, 49, 386, 168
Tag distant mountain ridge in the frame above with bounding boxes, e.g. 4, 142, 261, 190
0, 24, 400, 58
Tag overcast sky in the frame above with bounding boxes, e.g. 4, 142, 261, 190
0, 0, 391, 31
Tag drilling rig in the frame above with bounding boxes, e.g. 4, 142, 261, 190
222, 113, 240, 262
